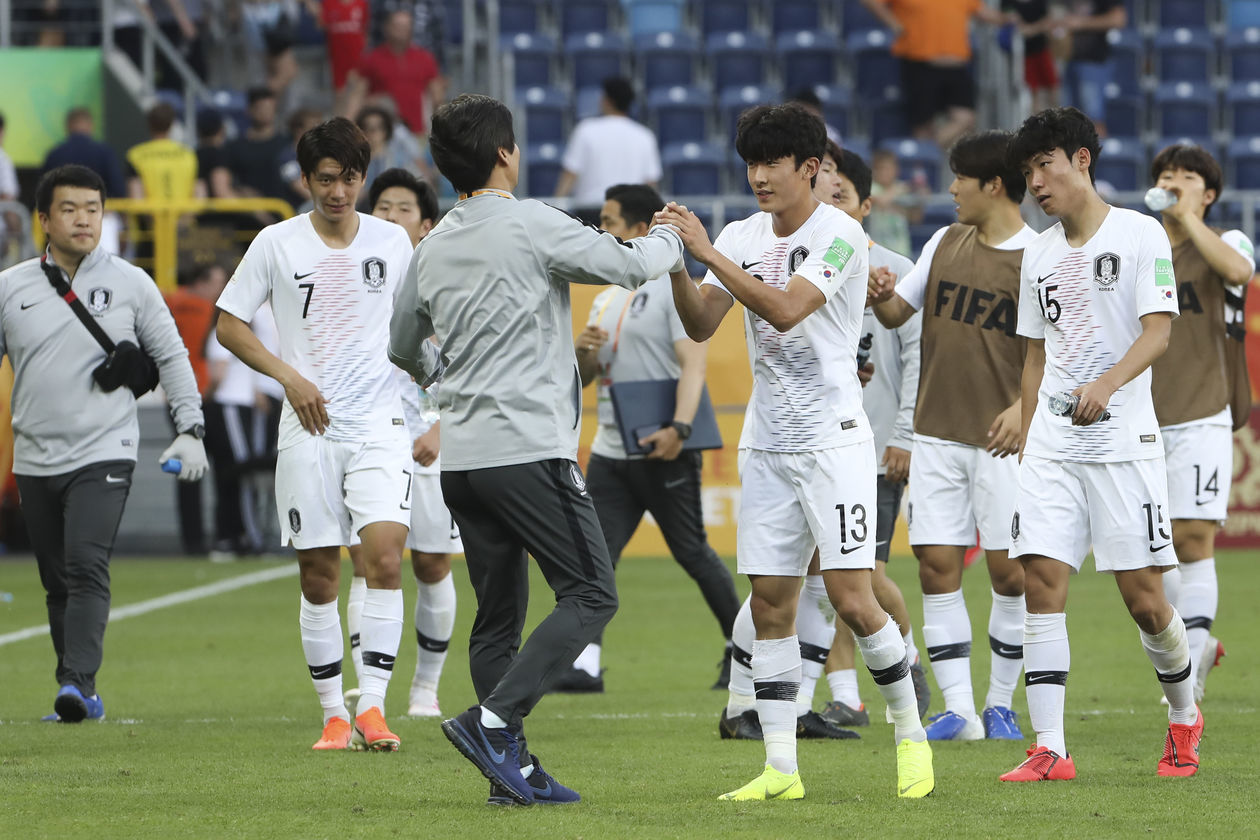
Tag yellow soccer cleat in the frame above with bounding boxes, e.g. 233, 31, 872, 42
896, 738, 935, 798
718, 764, 805, 801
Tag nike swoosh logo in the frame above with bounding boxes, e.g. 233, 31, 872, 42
664, 478, 687, 489
20, 301, 41, 310
294, 271, 316, 280
1149, 543, 1171, 553
995, 644, 1022, 657
839, 545, 864, 555
1036, 273, 1057, 284
475, 724, 506, 763
376, 655, 396, 668
741, 260, 762, 270
1195, 498, 1216, 505
1025, 673, 1061, 685
899, 784, 919, 795
535, 778, 552, 798
310, 665, 339, 679
105, 474, 128, 484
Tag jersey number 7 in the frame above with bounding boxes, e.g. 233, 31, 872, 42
299, 282, 315, 318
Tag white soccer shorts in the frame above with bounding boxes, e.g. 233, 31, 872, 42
906, 435, 1019, 550
1010, 454, 1177, 573
736, 443, 877, 576
1162, 421, 1234, 523
406, 472, 463, 553
276, 433, 412, 550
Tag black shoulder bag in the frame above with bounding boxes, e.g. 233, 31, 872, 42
40, 256, 160, 398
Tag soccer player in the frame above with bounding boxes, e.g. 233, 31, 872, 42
1147, 144, 1254, 702
215, 118, 416, 753
388, 94, 685, 806
872, 130, 1034, 742
658, 103, 933, 801
1003, 106, 1200, 782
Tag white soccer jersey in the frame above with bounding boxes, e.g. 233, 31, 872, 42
217, 212, 415, 449
702, 202, 871, 452
1018, 207, 1179, 463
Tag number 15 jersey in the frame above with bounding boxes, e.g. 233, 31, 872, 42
1017, 207, 1179, 463
217, 212, 415, 449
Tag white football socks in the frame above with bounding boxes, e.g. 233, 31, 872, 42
986, 589, 1026, 710
753, 636, 801, 775
796, 575, 836, 715
1024, 612, 1069, 757
1177, 558, 1217, 685
726, 596, 756, 717
858, 617, 922, 743
347, 576, 367, 684
923, 589, 975, 718
357, 588, 403, 716
299, 595, 348, 724
1141, 608, 1197, 725
413, 573, 456, 697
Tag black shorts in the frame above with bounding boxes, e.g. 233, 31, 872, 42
899, 59, 976, 129
874, 475, 906, 564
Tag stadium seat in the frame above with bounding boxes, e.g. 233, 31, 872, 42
838, 0, 886, 33
1154, 136, 1221, 163
1231, 1, 1260, 27
503, 33, 557, 89
663, 141, 727, 195
771, 0, 824, 35
1227, 80, 1260, 134
921, 201, 957, 228
837, 137, 871, 165
561, 0, 618, 37
1230, 137, 1260, 188
870, 87, 909, 145
1151, 0, 1215, 28
848, 28, 899, 100
647, 85, 712, 145
909, 224, 937, 258
154, 88, 184, 114
697, 0, 759, 36
498, 0, 548, 37
1227, 29, 1260, 81
1154, 81, 1218, 137
444, 0, 463, 43
635, 30, 701, 90
208, 89, 249, 136
525, 142, 565, 197
718, 83, 781, 140
777, 30, 841, 92
1107, 28, 1144, 97
812, 84, 852, 140
575, 86, 604, 120
1093, 136, 1145, 191
1102, 88, 1146, 136
625, 0, 686, 35
708, 31, 771, 91
1154, 28, 1216, 83
565, 32, 630, 92
517, 85, 569, 145
877, 138, 943, 191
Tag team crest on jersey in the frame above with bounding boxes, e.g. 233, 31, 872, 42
630, 293, 649, 315
569, 462, 588, 495
288, 507, 302, 534
87, 287, 113, 313
1093, 253, 1120, 288
362, 257, 387, 289
788, 246, 810, 274
1010, 511, 1020, 541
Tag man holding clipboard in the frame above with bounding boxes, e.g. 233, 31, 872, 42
557, 184, 739, 694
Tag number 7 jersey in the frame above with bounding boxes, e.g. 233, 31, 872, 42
1017, 207, 1179, 463
217, 212, 416, 449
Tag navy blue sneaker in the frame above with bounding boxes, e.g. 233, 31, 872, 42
982, 705, 1023, 740
442, 707, 534, 805
487, 754, 581, 806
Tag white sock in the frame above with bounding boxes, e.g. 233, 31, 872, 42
347, 576, 367, 684
1162, 565, 1182, 605
858, 617, 922, 743
826, 668, 862, 708
480, 705, 508, 728
753, 636, 801, 775
726, 596, 756, 716
357, 588, 403, 716
1141, 608, 1197, 724
922, 589, 975, 718
1024, 612, 1069, 757
986, 590, 1026, 710
413, 573, 456, 694
903, 628, 920, 666
300, 596, 348, 724
573, 642, 601, 677
1177, 558, 1217, 683
796, 576, 835, 715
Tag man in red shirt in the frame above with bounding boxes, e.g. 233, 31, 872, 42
340, 8, 445, 136
316, 0, 369, 91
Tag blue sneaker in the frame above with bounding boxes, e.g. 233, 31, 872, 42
488, 754, 581, 805
442, 707, 534, 805
982, 705, 1023, 740
924, 710, 984, 741
50, 686, 105, 723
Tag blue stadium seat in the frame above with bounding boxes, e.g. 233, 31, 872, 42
848, 28, 899, 100
837, 137, 871, 165
1103, 89, 1146, 136
1154, 28, 1216, 83
921, 201, 957, 228
870, 87, 908, 145
812, 84, 852, 140
443, 0, 463, 43
771, 0, 824, 35
718, 83, 781, 140
909, 224, 937, 258
1151, 0, 1214, 28
208, 89, 249, 136
662, 141, 727, 195
877, 138, 943, 191
838, 0, 886, 33
1154, 136, 1221, 164
635, 30, 701, 90
708, 31, 771, 91
1231, 1, 1260, 28
1154, 81, 1218, 137
575, 86, 604, 120
777, 30, 841, 91
1107, 28, 1144, 97
517, 85, 569, 145
1231, 137, 1260, 188
1094, 136, 1145, 191
625, 0, 686, 36
561, 0, 618, 37
504, 33, 557, 89
565, 32, 630, 92
499, 0, 548, 37
1227, 28, 1260, 81
647, 85, 712, 145
525, 142, 565, 197
1227, 80, 1260, 134
698, 0, 759, 36
154, 88, 184, 113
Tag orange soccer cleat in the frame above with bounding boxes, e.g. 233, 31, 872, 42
1157, 706, 1203, 777
312, 716, 352, 750
999, 744, 1076, 782
352, 706, 401, 752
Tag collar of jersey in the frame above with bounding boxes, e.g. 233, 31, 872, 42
458, 188, 516, 202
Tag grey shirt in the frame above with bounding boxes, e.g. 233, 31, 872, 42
0, 248, 203, 476
862, 241, 920, 473
388, 192, 684, 471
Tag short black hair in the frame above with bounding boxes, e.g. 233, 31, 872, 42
735, 103, 825, 180
295, 116, 371, 178
196, 108, 224, 140
369, 168, 440, 222
356, 104, 395, 140
147, 102, 177, 135
1151, 143, 1223, 218
604, 183, 665, 228
429, 94, 516, 195
1010, 106, 1101, 182
602, 77, 635, 114
950, 130, 1027, 203
831, 145, 873, 205
247, 86, 276, 107
36, 164, 106, 215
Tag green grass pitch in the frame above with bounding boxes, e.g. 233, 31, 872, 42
2, 550, 1258, 838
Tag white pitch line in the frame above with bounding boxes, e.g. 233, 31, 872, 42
0, 562, 297, 647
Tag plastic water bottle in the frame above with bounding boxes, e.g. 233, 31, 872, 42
855, 332, 874, 369
1144, 187, 1178, 212
161, 459, 182, 474
417, 386, 440, 425
1047, 391, 1110, 422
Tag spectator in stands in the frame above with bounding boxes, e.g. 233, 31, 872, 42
371, 0, 446, 63
1062, 0, 1127, 137
224, 87, 292, 202
278, 108, 326, 211
303, 0, 369, 92
154, 0, 208, 84
0, 113, 20, 257
357, 105, 422, 202
788, 88, 842, 146
861, 0, 1010, 147
239, 0, 301, 101
341, 9, 446, 138
555, 77, 661, 210
43, 107, 127, 199
195, 110, 237, 200
112, 0, 200, 90
1004, 0, 1060, 112
867, 148, 920, 258
126, 102, 200, 201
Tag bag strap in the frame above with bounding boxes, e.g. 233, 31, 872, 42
40, 255, 117, 354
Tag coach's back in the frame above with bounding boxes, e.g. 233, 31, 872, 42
389, 191, 683, 471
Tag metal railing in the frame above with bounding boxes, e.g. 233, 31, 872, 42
101, 0, 210, 134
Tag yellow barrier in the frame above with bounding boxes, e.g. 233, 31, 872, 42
33, 197, 296, 291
